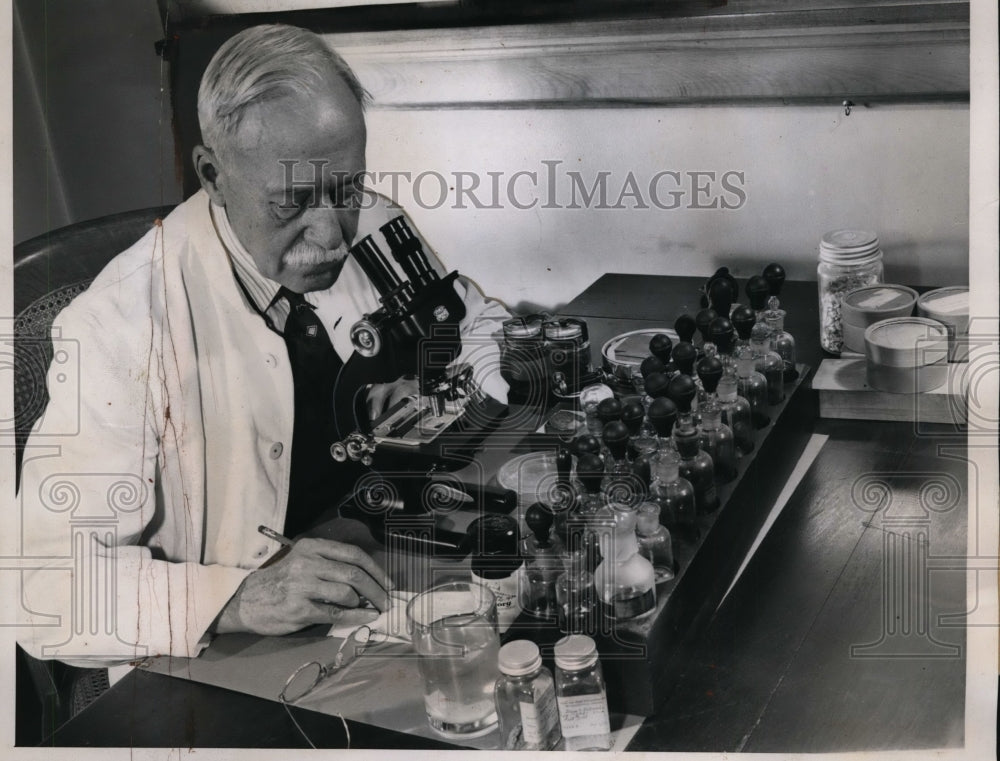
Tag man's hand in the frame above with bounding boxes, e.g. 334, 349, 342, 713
366, 375, 419, 421
213, 538, 393, 636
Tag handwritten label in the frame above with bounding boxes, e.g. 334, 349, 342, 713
557, 693, 610, 738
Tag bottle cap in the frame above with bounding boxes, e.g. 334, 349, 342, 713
648, 396, 678, 437
819, 230, 881, 265
648, 333, 673, 363
620, 399, 645, 435
750, 322, 771, 345
731, 305, 756, 340
745, 276, 770, 311
695, 308, 718, 342
652, 450, 681, 482
640, 355, 667, 379
596, 397, 623, 424
671, 342, 697, 376
554, 634, 599, 670
576, 452, 606, 493
762, 263, 786, 296
710, 316, 735, 353
636, 501, 661, 533
667, 373, 697, 413
601, 420, 630, 458
674, 314, 697, 343
644, 370, 671, 399
524, 502, 554, 546
697, 355, 724, 393
468, 514, 522, 578
499, 640, 543, 676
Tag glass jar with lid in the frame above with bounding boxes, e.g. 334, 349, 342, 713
495, 640, 563, 750
817, 229, 884, 354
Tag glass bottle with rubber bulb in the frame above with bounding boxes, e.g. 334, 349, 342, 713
495, 640, 562, 750
763, 295, 798, 383
635, 501, 675, 583
670, 388, 719, 515
710, 315, 736, 361
601, 420, 639, 506
695, 355, 738, 484
572, 452, 607, 522
717, 361, 754, 456
750, 322, 785, 405
520, 502, 565, 620
673, 313, 698, 364
621, 397, 655, 461
593, 502, 656, 621
669, 341, 701, 419
732, 306, 770, 428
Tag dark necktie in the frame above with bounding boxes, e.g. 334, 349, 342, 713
278, 287, 350, 537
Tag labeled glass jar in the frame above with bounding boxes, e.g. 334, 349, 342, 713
553, 635, 612, 751
495, 640, 563, 750
817, 230, 884, 354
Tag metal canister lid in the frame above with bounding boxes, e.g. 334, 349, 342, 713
554, 634, 599, 671
819, 230, 881, 264
841, 284, 918, 327
864, 317, 949, 368
917, 287, 969, 332
498, 640, 543, 676
503, 315, 543, 339
544, 319, 584, 341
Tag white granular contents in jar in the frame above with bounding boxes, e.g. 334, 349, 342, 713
820, 271, 882, 353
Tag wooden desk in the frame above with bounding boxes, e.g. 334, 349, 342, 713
34, 274, 970, 752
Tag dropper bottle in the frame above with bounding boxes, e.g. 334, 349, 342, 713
732, 305, 770, 428
695, 354, 738, 484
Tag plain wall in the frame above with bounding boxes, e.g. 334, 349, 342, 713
13, 0, 182, 244
364, 104, 969, 311
12, 2, 969, 312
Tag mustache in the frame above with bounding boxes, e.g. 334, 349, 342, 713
283, 241, 349, 267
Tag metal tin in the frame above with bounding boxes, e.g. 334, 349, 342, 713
916, 286, 969, 362
840, 284, 918, 353
864, 317, 949, 393
601, 328, 680, 385
503, 315, 543, 340
543, 319, 585, 342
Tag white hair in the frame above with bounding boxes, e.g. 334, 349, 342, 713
197, 24, 370, 154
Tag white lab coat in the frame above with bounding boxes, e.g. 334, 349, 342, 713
16, 190, 510, 666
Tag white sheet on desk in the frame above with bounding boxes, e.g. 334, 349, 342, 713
327, 590, 416, 641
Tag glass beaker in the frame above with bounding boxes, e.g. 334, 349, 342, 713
406, 581, 501, 738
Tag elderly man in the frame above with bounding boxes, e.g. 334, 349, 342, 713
17, 24, 509, 666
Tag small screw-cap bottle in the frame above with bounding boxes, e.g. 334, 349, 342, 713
495, 640, 562, 750
553, 635, 612, 751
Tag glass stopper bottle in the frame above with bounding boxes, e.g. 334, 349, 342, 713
717, 361, 755, 456
520, 502, 565, 620
553, 635, 611, 752
695, 355, 738, 484
763, 295, 798, 382
635, 501, 675, 583
750, 322, 785, 405
649, 446, 698, 541
495, 640, 563, 750
593, 503, 656, 621
732, 306, 770, 428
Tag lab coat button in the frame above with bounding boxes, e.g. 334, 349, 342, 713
264, 354, 278, 368
269, 442, 284, 459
